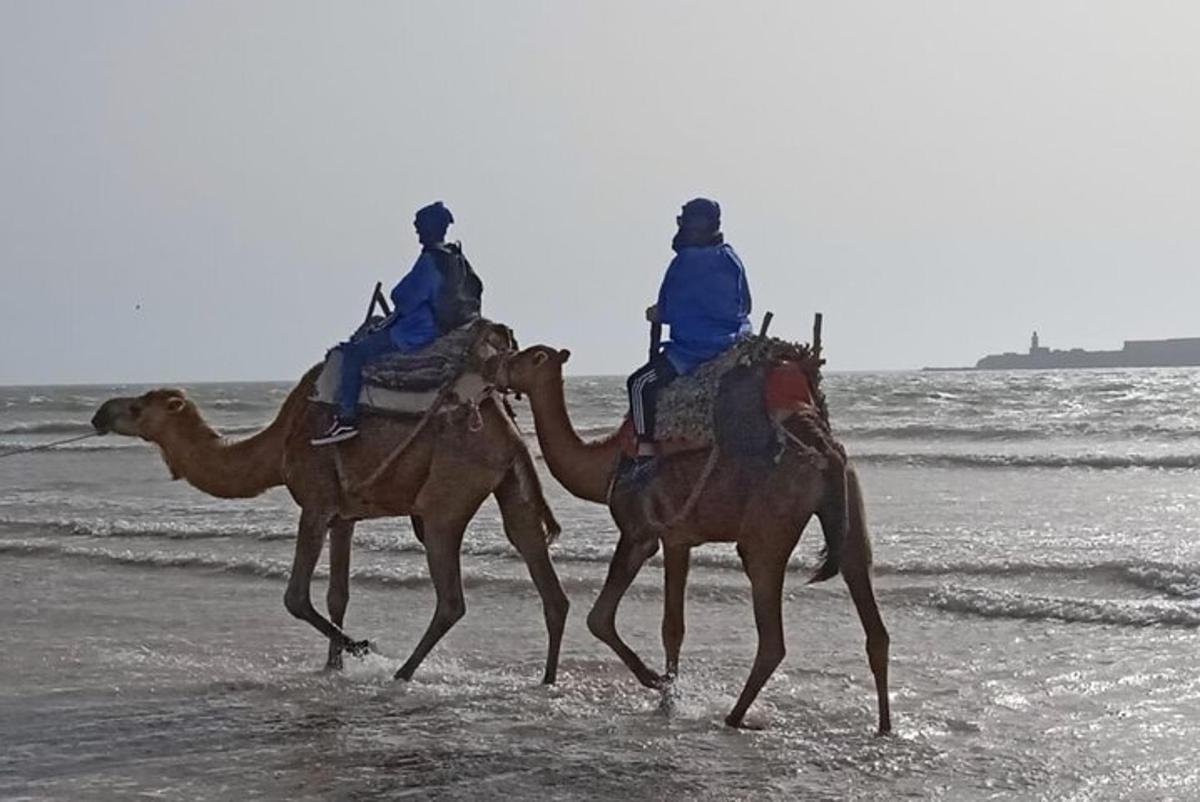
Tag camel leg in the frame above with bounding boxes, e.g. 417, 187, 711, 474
661, 544, 690, 680
284, 508, 369, 659
495, 472, 569, 684
841, 466, 891, 734
725, 538, 797, 729
394, 515, 469, 681
843, 564, 891, 735
586, 531, 663, 689
325, 518, 355, 671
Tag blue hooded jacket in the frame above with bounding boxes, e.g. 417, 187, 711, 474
387, 252, 444, 350
657, 243, 752, 374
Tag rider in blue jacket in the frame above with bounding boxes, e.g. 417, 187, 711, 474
627, 198, 752, 460
312, 202, 454, 445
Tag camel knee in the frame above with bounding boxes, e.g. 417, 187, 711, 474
284, 586, 311, 620
758, 641, 786, 672
547, 593, 570, 628
586, 606, 615, 642
438, 594, 466, 626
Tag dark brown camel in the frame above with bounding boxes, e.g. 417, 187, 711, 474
490, 345, 890, 731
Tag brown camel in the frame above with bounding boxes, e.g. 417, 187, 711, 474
490, 346, 890, 732
91, 362, 570, 683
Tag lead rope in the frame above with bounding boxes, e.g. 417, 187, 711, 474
0, 431, 101, 459
349, 381, 455, 494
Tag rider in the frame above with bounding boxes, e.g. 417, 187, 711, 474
626, 198, 752, 465
312, 201, 483, 445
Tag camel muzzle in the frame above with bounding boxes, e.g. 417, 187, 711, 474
90, 406, 112, 434
91, 399, 129, 434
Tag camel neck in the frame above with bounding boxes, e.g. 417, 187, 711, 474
156, 422, 286, 499
526, 376, 620, 504
154, 369, 317, 499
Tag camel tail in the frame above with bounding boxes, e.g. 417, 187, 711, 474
809, 459, 851, 584
541, 501, 562, 545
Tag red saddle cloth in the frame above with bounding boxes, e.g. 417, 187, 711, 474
617, 361, 816, 457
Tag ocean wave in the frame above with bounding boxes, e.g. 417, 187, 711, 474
874, 559, 1200, 599
852, 452, 1200, 470
841, 424, 1045, 441
0, 438, 149, 452
0, 537, 761, 604
16, 396, 102, 412
0, 516, 296, 542
924, 585, 1200, 628
0, 538, 483, 590
9, 516, 1200, 600
209, 399, 273, 412
841, 421, 1200, 442
0, 420, 94, 435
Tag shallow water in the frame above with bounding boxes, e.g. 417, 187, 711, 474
3, 370, 1200, 799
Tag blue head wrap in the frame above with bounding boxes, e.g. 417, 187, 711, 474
414, 201, 454, 245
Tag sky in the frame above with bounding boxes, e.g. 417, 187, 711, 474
1, 1, 1198, 384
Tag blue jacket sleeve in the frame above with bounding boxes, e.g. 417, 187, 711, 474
727, 247, 752, 319
390, 254, 439, 317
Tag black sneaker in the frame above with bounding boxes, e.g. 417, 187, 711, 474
311, 418, 359, 446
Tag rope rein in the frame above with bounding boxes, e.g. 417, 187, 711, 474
0, 431, 101, 459
643, 444, 721, 531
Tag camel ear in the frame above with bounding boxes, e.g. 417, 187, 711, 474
532, 351, 549, 367
558, 349, 571, 364
166, 397, 186, 413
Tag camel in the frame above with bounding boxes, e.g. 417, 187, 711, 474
489, 345, 890, 732
91, 359, 570, 683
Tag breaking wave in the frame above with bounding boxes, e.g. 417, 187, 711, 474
0, 421, 94, 435
0, 538, 753, 603
8, 516, 1200, 600
852, 452, 1200, 470
841, 422, 1200, 442
0, 438, 149, 452
924, 585, 1200, 628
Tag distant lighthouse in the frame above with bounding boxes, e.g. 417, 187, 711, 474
1027, 331, 1046, 357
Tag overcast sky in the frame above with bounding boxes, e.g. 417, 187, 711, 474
2, 1, 1198, 384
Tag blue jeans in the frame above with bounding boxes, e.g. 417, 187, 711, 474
336, 328, 401, 422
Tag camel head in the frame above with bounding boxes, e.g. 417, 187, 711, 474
92, 389, 203, 442
487, 345, 571, 396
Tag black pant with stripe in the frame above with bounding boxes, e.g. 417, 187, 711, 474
627, 354, 679, 443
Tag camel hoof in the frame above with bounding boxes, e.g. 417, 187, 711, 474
393, 667, 415, 682
657, 684, 679, 716
344, 639, 371, 658
724, 714, 766, 731
324, 654, 344, 672
637, 670, 666, 690
541, 672, 557, 685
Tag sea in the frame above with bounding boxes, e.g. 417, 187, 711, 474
2, 369, 1200, 800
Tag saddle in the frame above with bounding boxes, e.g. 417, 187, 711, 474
620, 335, 829, 458
311, 319, 515, 416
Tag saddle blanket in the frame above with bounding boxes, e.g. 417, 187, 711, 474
311, 319, 512, 416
